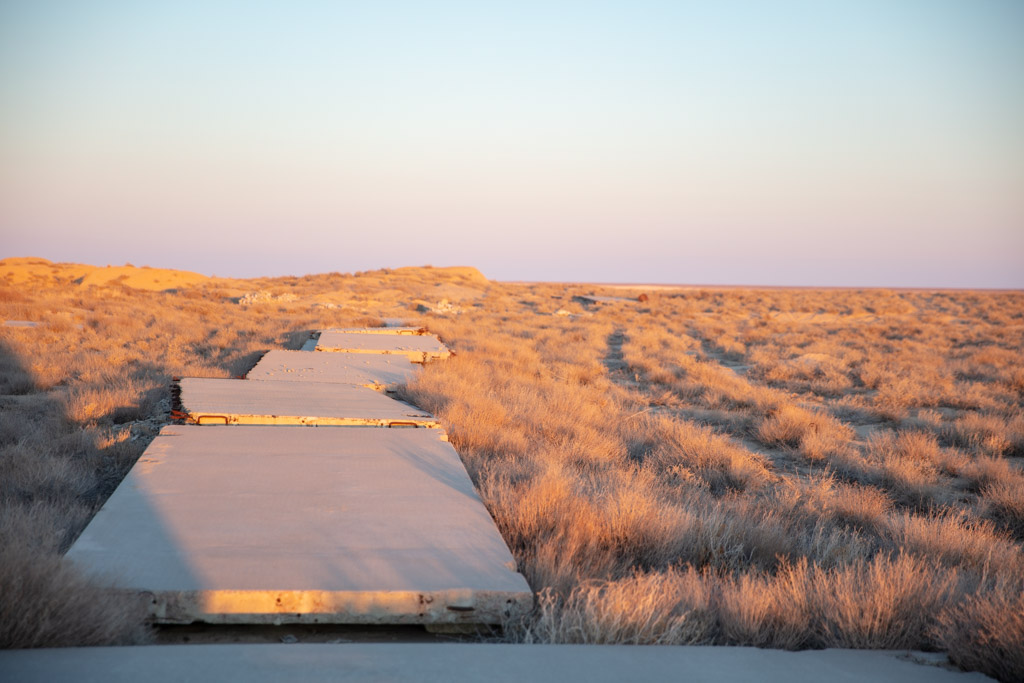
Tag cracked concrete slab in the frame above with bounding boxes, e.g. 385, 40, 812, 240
175, 378, 438, 427
65, 425, 532, 625
245, 350, 418, 389
315, 331, 450, 362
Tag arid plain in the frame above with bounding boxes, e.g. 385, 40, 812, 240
1, 257, 1021, 682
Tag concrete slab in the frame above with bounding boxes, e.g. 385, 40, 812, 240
575, 294, 637, 305
175, 378, 438, 427
0, 644, 993, 683
245, 350, 418, 390
65, 425, 532, 625
299, 336, 318, 351
315, 331, 450, 362
326, 326, 428, 335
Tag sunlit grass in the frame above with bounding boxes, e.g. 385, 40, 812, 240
1, 261, 1022, 681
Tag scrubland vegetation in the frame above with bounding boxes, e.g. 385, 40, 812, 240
1, 259, 1021, 681
407, 286, 1024, 682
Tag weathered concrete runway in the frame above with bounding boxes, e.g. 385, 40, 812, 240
66, 327, 530, 628
66, 425, 531, 625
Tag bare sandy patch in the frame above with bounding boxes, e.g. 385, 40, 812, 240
0, 258, 211, 291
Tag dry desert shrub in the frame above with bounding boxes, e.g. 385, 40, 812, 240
519, 568, 716, 645
960, 455, 1022, 492
715, 563, 814, 649
792, 475, 893, 533
980, 478, 1024, 540
0, 546, 151, 649
885, 509, 1022, 573
517, 553, 960, 652
406, 284, 1023, 679
935, 580, 1024, 683
812, 552, 960, 649
861, 431, 951, 508
945, 412, 1024, 458
622, 414, 775, 493
0, 501, 151, 648
715, 552, 960, 651
756, 404, 854, 461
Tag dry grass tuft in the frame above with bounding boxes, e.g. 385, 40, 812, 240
756, 405, 854, 461
519, 570, 716, 645
812, 552, 959, 650
946, 412, 1024, 458
981, 479, 1024, 540
515, 552, 960, 652
624, 415, 775, 493
935, 581, 1024, 683
887, 509, 1022, 573
0, 548, 152, 648
801, 477, 893, 533
863, 431, 949, 508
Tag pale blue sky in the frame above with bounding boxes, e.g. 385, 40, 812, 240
1, 1, 1022, 286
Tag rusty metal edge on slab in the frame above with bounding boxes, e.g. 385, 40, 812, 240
183, 414, 442, 428
173, 377, 438, 427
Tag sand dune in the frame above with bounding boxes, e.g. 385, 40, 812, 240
75, 265, 209, 291
0, 258, 209, 291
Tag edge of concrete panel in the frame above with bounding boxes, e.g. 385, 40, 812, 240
151, 588, 532, 625
174, 377, 439, 427
186, 415, 442, 428
326, 327, 428, 335
313, 347, 451, 362
313, 331, 450, 362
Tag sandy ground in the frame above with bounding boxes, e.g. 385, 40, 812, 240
0, 258, 210, 291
